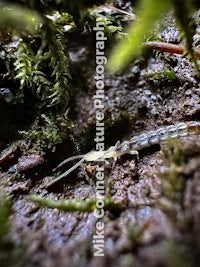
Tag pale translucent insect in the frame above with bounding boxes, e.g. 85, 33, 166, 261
47, 121, 200, 187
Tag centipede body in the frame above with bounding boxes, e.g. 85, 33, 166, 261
47, 122, 200, 187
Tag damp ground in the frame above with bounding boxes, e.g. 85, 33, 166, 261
1, 10, 200, 267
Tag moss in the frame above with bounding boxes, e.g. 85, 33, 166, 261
161, 138, 185, 167
159, 139, 186, 205
2, 9, 72, 151
0, 191, 12, 242
119, 254, 135, 267
144, 68, 177, 82
163, 240, 193, 267
29, 194, 124, 213
14, 14, 71, 110
127, 224, 143, 248
86, 5, 132, 41
19, 113, 69, 152
158, 138, 199, 242
0, 191, 13, 265
164, 69, 176, 80
172, 0, 199, 75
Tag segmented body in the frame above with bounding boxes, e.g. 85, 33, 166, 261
47, 122, 200, 187
114, 121, 200, 157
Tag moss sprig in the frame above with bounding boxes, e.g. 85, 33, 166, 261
14, 14, 71, 110
29, 194, 124, 213
0, 192, 12, 242
19, 113, 63, 151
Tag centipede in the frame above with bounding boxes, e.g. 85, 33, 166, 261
47, 121, 200, 187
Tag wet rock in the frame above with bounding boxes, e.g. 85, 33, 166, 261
13, 155, 44, 172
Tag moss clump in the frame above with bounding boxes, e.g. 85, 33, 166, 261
19, 113, 69, 152
159, 139, 186, 206
0, 7, 72, 152
0, 191, 13, 265
29, 194, 124, 213
14, 13, 71, 110
0, 191, 12, 241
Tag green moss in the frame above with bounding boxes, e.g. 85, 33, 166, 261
8, 10, 72, 151
87, 5, 130, 40
119, 254, 135, 267
157, 138, 197, 236
144, 68, 177, 82
127, 224, 143, 247
159, 139, 186, 203
0, 191, 13, 265
164, 69, 176, 80
163, 241, 193, 267
14, 13, 71, 110
161, 138, 185, 167
172, 0, 199, 75
29, 194, 124, 213
0, 191, 12, 242
19, 113, 66, 151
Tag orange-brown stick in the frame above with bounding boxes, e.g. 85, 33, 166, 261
146, 41, 200, 58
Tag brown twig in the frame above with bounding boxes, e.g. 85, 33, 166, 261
145, 41, 200, 58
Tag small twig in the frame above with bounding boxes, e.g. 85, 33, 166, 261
145, 41, 200, 58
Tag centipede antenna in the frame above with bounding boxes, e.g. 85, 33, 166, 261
47, 157, 86, 188
52, 154, 85, 171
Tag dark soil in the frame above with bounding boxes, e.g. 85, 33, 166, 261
1, 10, 200, 267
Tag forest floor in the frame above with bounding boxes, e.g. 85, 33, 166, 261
1, 9, 200, 267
